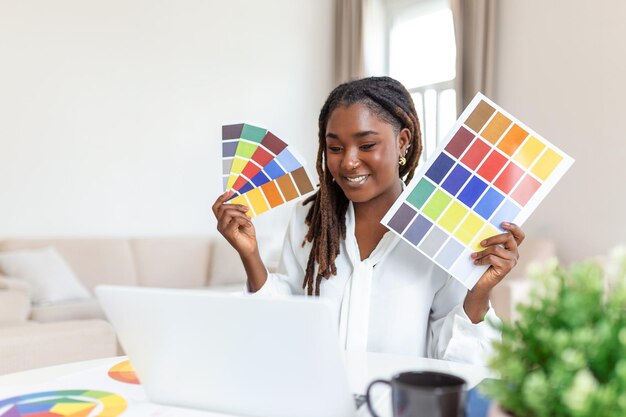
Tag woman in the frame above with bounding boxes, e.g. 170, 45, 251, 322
212, 76, 524, 365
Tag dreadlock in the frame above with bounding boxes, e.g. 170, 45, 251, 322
301, 76, 423, 296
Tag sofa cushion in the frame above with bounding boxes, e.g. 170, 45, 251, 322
0, 247, 91, 305
0, 239, 138, 291
0, 319, 117, 374
30, 298, 105, 323
131, 238, 212, 288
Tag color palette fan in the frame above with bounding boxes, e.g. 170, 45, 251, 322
222, 123, 315, 217
382, 93, 574, 289
108, 360, 140, 385
0, 390, 126, 417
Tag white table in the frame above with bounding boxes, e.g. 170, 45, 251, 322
0, 353, 492, 416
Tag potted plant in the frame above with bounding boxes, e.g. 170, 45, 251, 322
483, 247, 626, 417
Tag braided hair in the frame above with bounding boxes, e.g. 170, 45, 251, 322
301, 76, 422, 295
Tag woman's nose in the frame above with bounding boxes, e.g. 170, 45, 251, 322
341, 149, 360, 171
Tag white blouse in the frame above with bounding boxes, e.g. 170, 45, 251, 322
251, 201, 501, 366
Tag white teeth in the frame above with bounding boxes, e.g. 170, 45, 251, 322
346, 175, 367, 183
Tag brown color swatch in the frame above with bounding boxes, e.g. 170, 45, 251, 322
291, 167, 314, 194
276, 174, 299, 200
465, 101, 496, 134
481, 113, 512, 144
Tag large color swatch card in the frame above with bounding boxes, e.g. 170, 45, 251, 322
382, 93, 574, 289
222, 123, 315, 217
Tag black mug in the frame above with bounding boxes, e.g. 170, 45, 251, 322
366, 371, 467, 417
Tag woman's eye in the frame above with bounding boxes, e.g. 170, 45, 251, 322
360, 143, 375, 150
327, 146, 343, 153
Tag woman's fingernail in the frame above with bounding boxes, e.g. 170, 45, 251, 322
501, 222, 510, 227
471, 252, 478, 258
481, 240, 487, 246
241, 206, 249, 211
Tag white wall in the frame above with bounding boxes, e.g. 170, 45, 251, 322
494, 0, 626, 262
0, 0, 333, 259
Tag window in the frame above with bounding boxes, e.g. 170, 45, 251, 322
386, 0, 457, 162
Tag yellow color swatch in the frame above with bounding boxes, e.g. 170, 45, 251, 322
245, 187, 269, 216
481, 112, 512, 144
438, 201, 468, 233
229, 195, 251, 216
514, 136, 546, 169
454, 213, 484, 246
226, 158, 248, 189
531, 148, 563, 181
99, 393, 128, 417
471, 224, 500, 252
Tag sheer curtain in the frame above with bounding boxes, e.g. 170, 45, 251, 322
334, 0, 365, 84
451, 0, 497, 113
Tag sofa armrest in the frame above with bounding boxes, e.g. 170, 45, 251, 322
0, 276, 33, 323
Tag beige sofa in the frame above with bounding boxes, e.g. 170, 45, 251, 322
0, 237, 247, 374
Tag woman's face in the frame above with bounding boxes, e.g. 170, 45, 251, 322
325, 103, 409, 207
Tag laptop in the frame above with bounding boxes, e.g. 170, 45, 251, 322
96, 285, 359, 417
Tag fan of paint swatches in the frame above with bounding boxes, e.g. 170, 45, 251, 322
382, 93, 574, 289
222, 123, 315, 217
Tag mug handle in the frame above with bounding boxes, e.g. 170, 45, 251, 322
366, 379, 391, 417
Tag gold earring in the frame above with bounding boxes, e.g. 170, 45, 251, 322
398, 156, 407, 166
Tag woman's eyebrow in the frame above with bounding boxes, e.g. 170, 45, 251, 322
325, 130, 379, 140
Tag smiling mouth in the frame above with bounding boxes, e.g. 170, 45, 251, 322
343, 174, 369, 184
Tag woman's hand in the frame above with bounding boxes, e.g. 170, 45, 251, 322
463, 222, 525, 323
211, 191, 258, 258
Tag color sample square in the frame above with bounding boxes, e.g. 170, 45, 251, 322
407, 178, 436, 210
474, 188, 505, 220
435, 238, 465, 269
419, 227, 448, 257
425, 153, 455, 184
531, 148, 563, 181
465, 100, 496, 133
445, 127, 474, 158
241, 124, 267, 143
223, 124, 244, 140
450, 253, 487, 288
291, 167, 314, 194
422, 190, 452, 221
245, 187, 269, 216
222, 141, 238, 157
497, 124, 528, 156
458, 176, 488, 208
238, 181, 255, 195
252, 147, 274, 166
471, 224, 501, 252
404, 215, 433, 246
460, 138, 490, 170
237, 141, 258, 159
481, 112, 512, 144
276, 174, 299, 201
477, 150, 508, 182
493, 162, 524, 194
264, 160, 285, 180
276, 149, 302, 172
511, 174, 541, 206
387, 203, 417, 234
241, 161, 262, 180
514, 136, 546, 169
261, 131, 288, 155
260, 181, 285, 208
251, 170, 271, 187
490, 199, 521, 230
441, 165, 471, 196
438, 201, 468, 233
453, 213, 484, 246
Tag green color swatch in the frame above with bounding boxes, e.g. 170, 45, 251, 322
422, 190, 452, 221
407, 178, 436, 209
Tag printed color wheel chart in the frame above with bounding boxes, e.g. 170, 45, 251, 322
382, 93, 574, 289
222, 123, 315, 217
0, 390, 126, 417
108, 360, 140, 385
